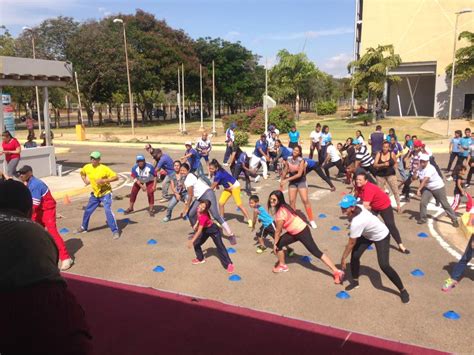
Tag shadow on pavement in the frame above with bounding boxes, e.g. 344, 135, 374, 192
65, 238, 84, 257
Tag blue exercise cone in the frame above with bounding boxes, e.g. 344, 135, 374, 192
367, 245, 374, 250
417, 232, 428, 238
301, 256, 312, 263
336, 291, 351, 299
410, 269, 425, 277
147, 239, 157, 245
153, 266, 165, 273
227, 247, 236, 254
59, 228, 69, 234
229, 274, 241, 281
117, 208, 125, 213
318, 213, 327, 219
331, 226, 341, 231
443, 311, 460, 320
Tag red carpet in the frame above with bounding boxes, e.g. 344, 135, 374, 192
65, 274, 446, 355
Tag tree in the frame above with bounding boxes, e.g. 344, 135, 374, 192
446, 31, 474, 84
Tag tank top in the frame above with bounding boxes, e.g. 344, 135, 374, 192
287, 157, 305, 182
375, 153, 396, 177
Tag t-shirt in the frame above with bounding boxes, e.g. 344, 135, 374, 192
257, 205, 273, 228
354, 137, 365, 146
253, 140, 268, 158
370, 131, 385, 154
356, 181, 391, 211
2, 138, 21, 162
320, 132, 332, 146
418, 163, 445, 190
326, 145, 341, 162
349, 206, 388, 242
279, 146, 293, 161
237, 151, 247, 164
310, 130, 321, 144
304, 158, 318, 170
0, 211, 63, 291
288, 131, 300, 143
460, 137, 472, 157
214, 169, 237, 189
409, 151, 421, 174
184, 173, 210, 199
27, 176, 56, 215
196, 138, 212, 155
275, 206, 307, 235
355, 145, 374, 167
390, 142, 403, 156
131, 162, 156, 184
198, 212, 213, 228
186, 148, 201, 171
451, 137, 461, 153
80, 163, 117, 198
156, 154, 175, 175
225, 128, 235, 143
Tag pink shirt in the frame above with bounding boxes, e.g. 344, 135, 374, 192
275, 207, 306, 235
2, 138, 21, 162
198, 212, 213, 228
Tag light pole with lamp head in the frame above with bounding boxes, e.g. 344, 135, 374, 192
113, 18, 135, 137
447, 8, 472, 137
22, 26, 42, 136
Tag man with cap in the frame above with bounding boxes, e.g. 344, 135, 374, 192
338, 194, 410, 304
125, 155, 157, 216
417, 153, 459, 227
152, 148, 176, 202
223, 122, 236, 165
17, 165, 74, 270
77, 151, 120, 239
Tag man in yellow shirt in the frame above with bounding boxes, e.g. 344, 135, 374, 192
76, 151, 120, 239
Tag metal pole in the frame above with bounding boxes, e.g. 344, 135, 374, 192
182, 63, 186, 133
31, 35, 42, 135
0, 86, 4, 134
121, 23, 135, 136
212, 60, 216, 135
43, 87, 51, 146
447, 13, 460, 137
350, 0, 359, 119
74, 71, 84, 125
200, 64, 204, 129
177, 67, 182, 132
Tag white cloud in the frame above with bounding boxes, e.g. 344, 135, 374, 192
321, 52, 353, 78
258, 56, 277, 69
98, 7, 111, 17
224, 30, 241, 40
255, 27, 353, 41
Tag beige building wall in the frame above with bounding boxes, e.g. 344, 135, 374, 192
359, 0, 474, 118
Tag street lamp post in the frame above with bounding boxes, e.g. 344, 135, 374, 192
113, 18, 135, 136
22, 26, 42, 136
447, 8, 472, 137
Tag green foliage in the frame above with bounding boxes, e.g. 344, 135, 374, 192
234, 131, 249, 146
247, 106, 294, 134
446, 31, 474, 84
316, 101, 337, 115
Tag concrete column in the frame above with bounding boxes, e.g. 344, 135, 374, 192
43, 87, 51, 146
0, 86, 4, 134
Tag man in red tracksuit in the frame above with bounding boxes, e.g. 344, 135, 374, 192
18, 165, 74, 270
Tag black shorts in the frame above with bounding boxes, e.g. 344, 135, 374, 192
256, 224, 276, 239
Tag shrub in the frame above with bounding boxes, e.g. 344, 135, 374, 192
316, 101, 337, 115
234, 131, 249, 146
222, 112, 251, 131
249, 105, 295, 134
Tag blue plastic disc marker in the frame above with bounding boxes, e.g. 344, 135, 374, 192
147, 239, 157, 245
410, 269, 425, 277
443, 311, 460, 320
117, 208, 125, 213
123, 218, 130, 224
153, 266, 165, 273
236, 207, 241, 212
59, 228, 69, 234
318, 213, 327, 219
417, 232, 428, 238
301, 256, 312, 263
229, 274, 241, 281
227, 247, 236, 254
331, 226, 341, 231
336, 291, 350, 299
367, 245, 374, 250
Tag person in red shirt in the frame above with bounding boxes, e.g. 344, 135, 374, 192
1, 130, 21, 179
18, 165, 74, 270
354, 172, 409, 254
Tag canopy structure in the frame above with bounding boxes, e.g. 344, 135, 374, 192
0, 56, 73, 177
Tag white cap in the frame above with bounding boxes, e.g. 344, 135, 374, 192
185, 141, 192, 146
419, 153, 430, 161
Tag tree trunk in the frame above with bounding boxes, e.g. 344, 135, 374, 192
98, 107, 103, 126
116, 106, 122, 125
368, 90, 376, 124
295, 91, 300, 120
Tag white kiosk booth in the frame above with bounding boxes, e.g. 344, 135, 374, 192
0, 56, 73, 177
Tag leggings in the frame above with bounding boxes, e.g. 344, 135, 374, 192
377, 206, 403, 245
376, 174, 400, 207
318, 145, 328, 165
194, 224, 233, 269
451, 235, 473, 281
323, 160, 344, 178
467, 163, 474, 185
350, 235, 404, 291
306, 166, 334, 189
451, 192, 473, 212
447, 152, 461, 172
276, 226, 323, 259
188, 189, 233, 235
232, 163, 251, 192
309, 142, 319, 160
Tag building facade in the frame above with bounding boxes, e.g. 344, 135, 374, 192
355, 0, 473, 118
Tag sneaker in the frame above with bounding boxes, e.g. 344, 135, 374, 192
272, 264, 289, 273
310, 220, 318, 229
74, 226, 87, 234
112, 232, 121, 240
452, 220, 460, 228
417, 219, 426, 225
256, 245, 267, 254
60, 258, 74, 271
263, 175, 268, 180
442, 278, 458, 292
226, 263, 235, 273
247, 219, 253, 228
287, 247, 295, 257
333, 270, 345, 284
158, 198, 168, 203
229, 235, 237, 245
223, 163, 229, 167
149, 209, 155, 217
345, 281, 360, 291
254, 175, 261, 183
162, 216, 170, 222
400, 289, 410, 304
192, 258, 206, 265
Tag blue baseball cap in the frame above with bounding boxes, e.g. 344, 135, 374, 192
339, 194, 357, 209
136, 155, 145, 161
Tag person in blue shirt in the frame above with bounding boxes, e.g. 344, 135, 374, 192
447, 130, 462, 173
126, 155, 157, 216
274, 139, 293, 179
288, 125, 300, 149
459, 128, 472, 166
181, 142, 211, 185
209, 159, 252, 226
249, 194, 293, 255
231, 146, 251, 194
249, 134, 270, 180
303, 157, 335, 191
319, 125, 332, 165
223, 122, 236, 164
152, 148, 176, 203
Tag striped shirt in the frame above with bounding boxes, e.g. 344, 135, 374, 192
196, 138, 212, 154
355, 145, 374, 167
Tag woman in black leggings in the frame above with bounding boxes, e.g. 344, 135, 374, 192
338, 194, 410, 304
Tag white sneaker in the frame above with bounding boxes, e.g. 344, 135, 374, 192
263, 175, 268, 180
310, 220, 318, 229
223, 163, 229, 167
255, 175, 261, 183
60, 258, 74, 271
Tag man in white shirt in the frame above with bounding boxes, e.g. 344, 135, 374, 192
417, 154, 458, 226
338, 194, 410, 304
309, 123, 321, 160
322, 140, 344, 179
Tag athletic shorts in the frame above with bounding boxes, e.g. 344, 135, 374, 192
289, 179, 307, 189
256, 223, 276, 239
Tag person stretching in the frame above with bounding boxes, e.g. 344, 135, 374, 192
338, 194, 410, 304
322, 140, 344, 180
303, 157, 336, 191
187, 199, 235, 273
125, 155, 157, 216
280, 145, 317, 229
208, 159, 252, 227
451, 165, 473, 212
268, 190, 344, 283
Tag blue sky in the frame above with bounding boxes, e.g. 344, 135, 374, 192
1, 0, 355, 77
